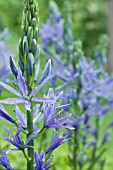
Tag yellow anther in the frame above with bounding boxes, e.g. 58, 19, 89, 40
59, 135, 63, 139
58, 109, 63, 116
24, 96, 28, 100
42, 158, 45, 163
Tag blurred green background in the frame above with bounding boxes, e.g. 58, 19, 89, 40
0, 0, 106, 55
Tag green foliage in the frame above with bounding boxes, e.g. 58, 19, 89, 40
0, 0, 106, 56
0, 0, 23, 34
63, 0, 106, 55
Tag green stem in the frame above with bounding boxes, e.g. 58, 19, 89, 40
34, 127, 46, 139
23, 149, 31, 161
92, 115, 99, 159
27, 107, 34, 170
73, 130, 78, 170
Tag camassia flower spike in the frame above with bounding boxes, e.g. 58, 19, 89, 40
0, 0, 73, 169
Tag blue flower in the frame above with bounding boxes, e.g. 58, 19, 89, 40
87, 139, 97, 148
0, 127, 39, 152
41, 89, 74, 129
46, 131, 68, 154
0, 150, 13, 170
102, 131, 109, 145
43, 102, 73, 129
34, 151, 55, 170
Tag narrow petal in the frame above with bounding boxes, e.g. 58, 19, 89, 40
4, 127, 11, 136
14, 105, 26, 128
17, 72, 27, 96
24, 100, 31, 110
25, 130, 40, 145
0, 108, 15, 123
33, 104, 40, 118
28, 88, 37, 98
32, 97, 55, 103
0, 98, 24, 105
10, 56, 18, 78
0, 82, 21, 97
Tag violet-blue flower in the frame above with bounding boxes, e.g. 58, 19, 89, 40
0, 150, 13, 170
102, 131, 109, 145
46, 131, 68, 154
34, 151, 55, 170
87, 139, 97, 148
0, 127, 39, 152
43, 103, 73, 129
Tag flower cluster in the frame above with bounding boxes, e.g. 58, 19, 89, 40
41, 1, 113, 169
0, 0, 72, 170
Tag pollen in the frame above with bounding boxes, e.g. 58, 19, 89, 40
42, 158, 45, 163
59, 135, 63, 139
58, 109, 63, 116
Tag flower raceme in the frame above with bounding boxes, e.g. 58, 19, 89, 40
0, 0, 73, 169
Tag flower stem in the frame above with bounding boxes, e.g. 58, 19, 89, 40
22, 149, 31, 161
73, 129, 78, 170
27, 107, 34, 170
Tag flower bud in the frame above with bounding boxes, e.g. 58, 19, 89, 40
19, 39, 23, 60
31, 18, 37, 32
10, 56, 18, 78
31, 39, 36, 54
35, 44, 40, 62
34, 27, 39, 41
27, 53, 34, 76
27, 27, 33, 50
23, 36, 29, 58
34, 63, 40, 81
19, 56, 25, 72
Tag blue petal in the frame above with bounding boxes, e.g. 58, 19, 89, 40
38, 59, 51, 85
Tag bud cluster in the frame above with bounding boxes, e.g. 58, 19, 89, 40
19, 0, 40, 82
